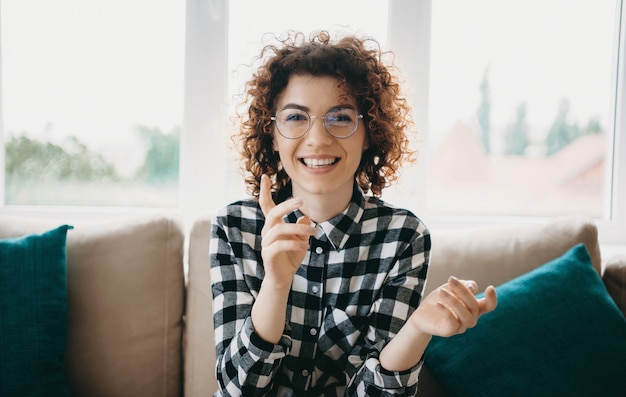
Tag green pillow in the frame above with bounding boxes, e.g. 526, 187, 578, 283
0, 225, 72, 397
424, 244, 626, 396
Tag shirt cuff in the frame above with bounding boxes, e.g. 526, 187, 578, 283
243, 316, 292, 362
356, 339, 422, 391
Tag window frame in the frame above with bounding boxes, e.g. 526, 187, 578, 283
388, 0, 626, 247
0, 0, 624, 248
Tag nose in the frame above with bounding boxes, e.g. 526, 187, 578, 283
305, 116, 332, 145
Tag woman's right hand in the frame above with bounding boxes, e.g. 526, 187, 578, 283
258, 174, 316, 290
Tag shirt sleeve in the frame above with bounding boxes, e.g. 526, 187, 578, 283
345, 219, 431, 396
210, 210, 292, 396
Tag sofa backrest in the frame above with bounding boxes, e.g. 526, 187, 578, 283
184, 213, 218, 396
183, 214, 603, 396
424, 215, 602, 296
0, 213, 186, 397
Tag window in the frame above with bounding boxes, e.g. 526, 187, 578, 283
1, 0, 184, 207
2, 0, 625, 246
384, 1, 626, 245
426, 0, 618, 219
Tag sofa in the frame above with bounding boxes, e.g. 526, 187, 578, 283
1, 212, 624, 396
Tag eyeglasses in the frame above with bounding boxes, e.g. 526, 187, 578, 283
271, 108, 364, 139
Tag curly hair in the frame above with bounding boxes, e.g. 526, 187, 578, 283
234, 31, 416, 199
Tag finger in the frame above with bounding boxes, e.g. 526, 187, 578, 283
259, 175, 304, 227
438, 287, 475, 326
263, 239, 310, 255
262, 222, 316, 247
295, 215, 315, 242
264, 197, 303, 228
296, 215, 313, 227
478, 285, 498, 315
258, 174, 276, 218
464, 280, 478, 294
449, 277, 477, 294
448, 277, 480, 313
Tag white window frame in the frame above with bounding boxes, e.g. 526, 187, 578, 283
186, 0, 626, 246
386, 0, 626, 248
1, 0, 625, 249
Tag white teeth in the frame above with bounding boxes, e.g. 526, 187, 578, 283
302, 158, 337, 167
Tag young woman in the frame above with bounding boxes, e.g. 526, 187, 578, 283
210, 31, 497, 396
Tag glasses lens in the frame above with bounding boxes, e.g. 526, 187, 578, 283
276, 109, 310, 138
325, 108, 359, 138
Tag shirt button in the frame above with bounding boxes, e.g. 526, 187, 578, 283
315, 246, 323, 254
301, 369, 309, 377
311, 285, 319, 294
310, 328, 318, 336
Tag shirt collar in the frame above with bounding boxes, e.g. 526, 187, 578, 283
290, 182, 366, 251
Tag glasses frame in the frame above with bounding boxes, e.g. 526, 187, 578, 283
271, 108, 364, 139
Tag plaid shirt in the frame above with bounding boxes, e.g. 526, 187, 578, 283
210, 185, 431, 396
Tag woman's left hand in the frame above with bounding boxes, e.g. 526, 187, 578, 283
409, 276, 497, 337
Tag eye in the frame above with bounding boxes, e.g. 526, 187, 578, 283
326, 109, 354, 124
282, 110, 309, 123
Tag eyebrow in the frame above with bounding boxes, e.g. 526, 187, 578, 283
279, 103, 357, 113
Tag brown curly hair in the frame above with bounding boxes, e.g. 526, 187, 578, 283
234, 31, 416, 199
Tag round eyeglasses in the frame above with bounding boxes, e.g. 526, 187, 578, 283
271, 108, 364, 139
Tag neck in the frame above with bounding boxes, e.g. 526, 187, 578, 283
295, 185, 353, 223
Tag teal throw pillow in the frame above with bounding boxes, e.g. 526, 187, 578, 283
424, 244, 626, 396
0, 225, 72, 397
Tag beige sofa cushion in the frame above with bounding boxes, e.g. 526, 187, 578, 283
604, 255, 626, 318
184, 213, 218, 397
424, 215, 601, 295
0, 213, 185, 397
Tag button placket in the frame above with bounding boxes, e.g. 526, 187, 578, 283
296, 234, 326, 391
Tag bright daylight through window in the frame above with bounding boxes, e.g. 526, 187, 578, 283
1, 0, 624, 247
426, 0, 620, 219
1, 0, 183, 207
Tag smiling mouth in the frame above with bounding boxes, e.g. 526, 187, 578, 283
300, 158, 339, 168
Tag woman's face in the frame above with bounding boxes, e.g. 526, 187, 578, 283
272, 74, 368, 203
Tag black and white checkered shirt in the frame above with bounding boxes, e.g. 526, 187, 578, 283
210, 184, 431, 396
